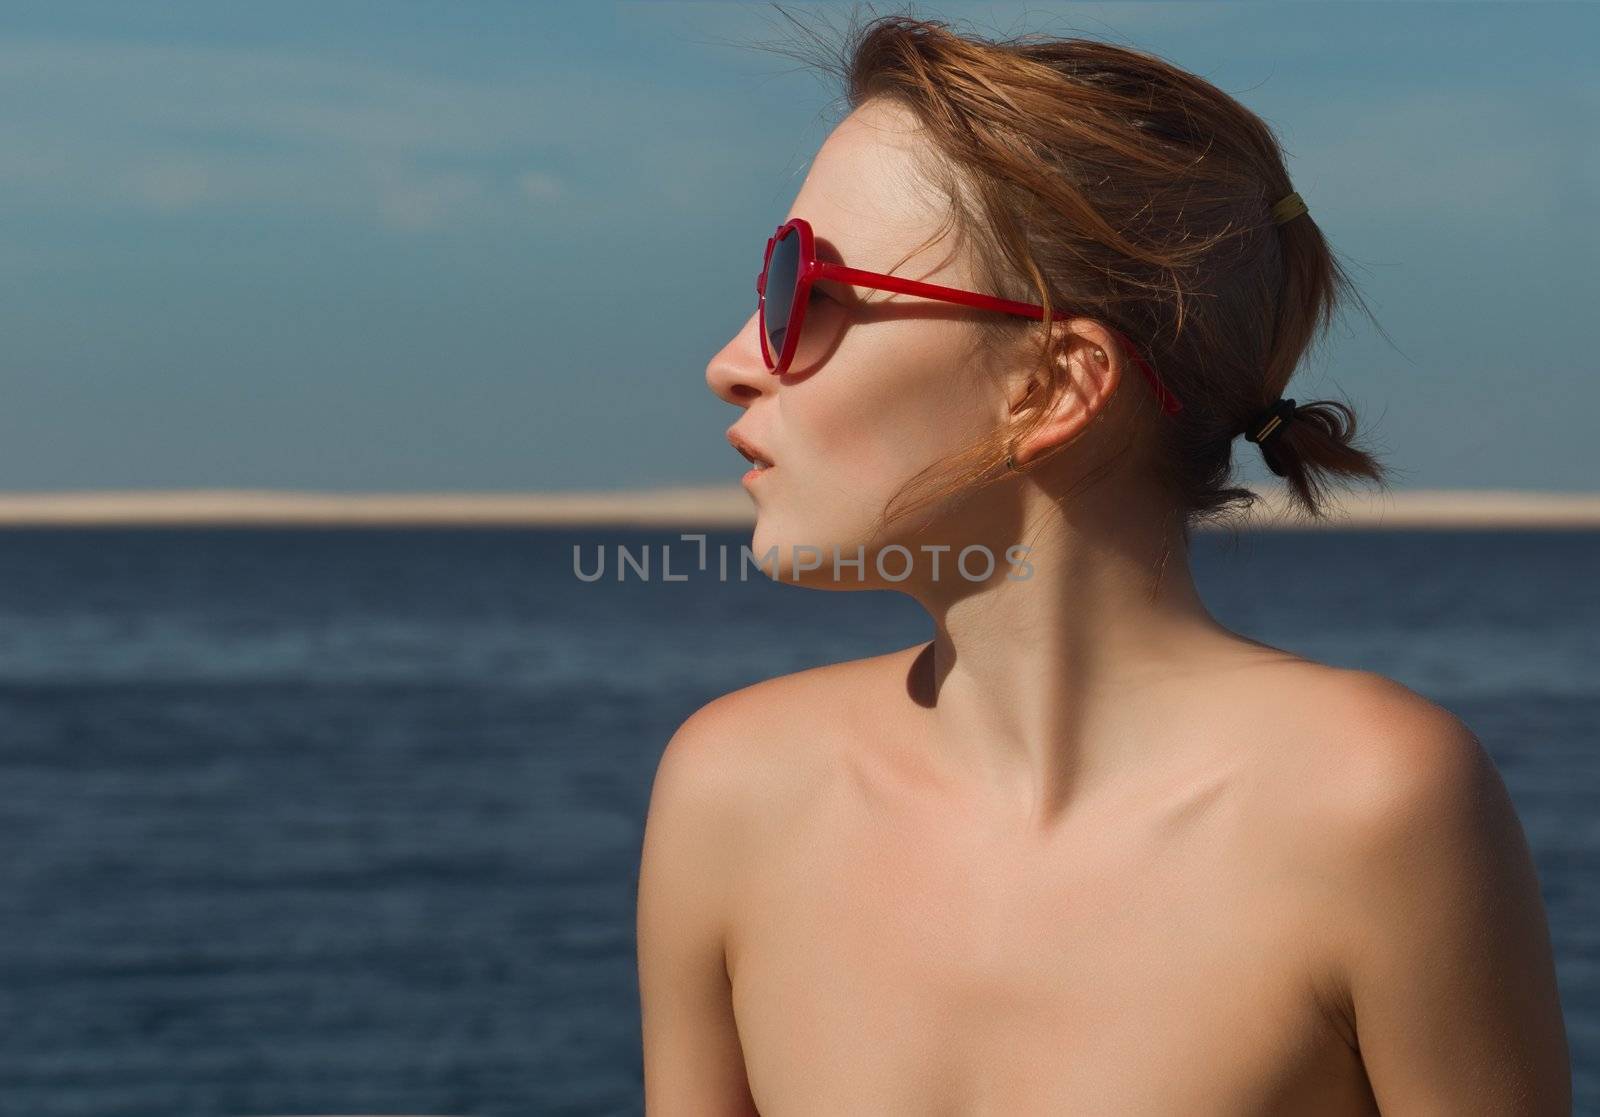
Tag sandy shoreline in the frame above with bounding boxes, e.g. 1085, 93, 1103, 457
0, 486, 1596, 529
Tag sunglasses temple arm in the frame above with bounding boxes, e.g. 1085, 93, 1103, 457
814, 262, 1182, 414
813, 262, 1041, 319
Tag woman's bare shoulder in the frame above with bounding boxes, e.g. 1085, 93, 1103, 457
1226, 663, 1526, 998
1244, 664, 1567, 1107
1228, 656, 1491, 832
656, 643, 921, 820
1258, 663, 1492, 812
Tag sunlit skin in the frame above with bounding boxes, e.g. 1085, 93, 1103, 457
637, 97, 1571, 1115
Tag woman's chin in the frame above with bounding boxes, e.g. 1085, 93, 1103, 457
741, 524, 875, 588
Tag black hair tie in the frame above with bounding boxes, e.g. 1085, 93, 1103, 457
1245, 396, 1297, 447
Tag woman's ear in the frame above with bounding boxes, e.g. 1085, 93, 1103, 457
1006, 321, 1123, 468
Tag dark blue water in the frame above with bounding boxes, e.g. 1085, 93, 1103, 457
0, 528, 1594, 1116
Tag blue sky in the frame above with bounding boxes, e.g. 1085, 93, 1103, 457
1, 1, 1595, 493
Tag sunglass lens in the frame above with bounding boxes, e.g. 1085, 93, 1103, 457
762, 226, 800, 363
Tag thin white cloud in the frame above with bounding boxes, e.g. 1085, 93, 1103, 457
373, 166, 494, 233
124, 158, 214, 212
0, 36, 753, 231
516, 170, 564, 203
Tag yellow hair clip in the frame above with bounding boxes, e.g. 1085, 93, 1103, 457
1271, 191, 1309, 225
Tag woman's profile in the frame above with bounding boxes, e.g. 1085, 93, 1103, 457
637, 12, 1570, 1114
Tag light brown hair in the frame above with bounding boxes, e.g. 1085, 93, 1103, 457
753, 6, 1391, 539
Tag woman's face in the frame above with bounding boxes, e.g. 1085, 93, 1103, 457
706, 98, 1018, 586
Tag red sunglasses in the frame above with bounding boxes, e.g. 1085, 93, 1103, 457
756, 217, 1182, 415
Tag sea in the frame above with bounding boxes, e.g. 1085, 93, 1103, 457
0, 527, 1594, 1116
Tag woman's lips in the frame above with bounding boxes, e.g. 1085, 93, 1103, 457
741, 462, 774, 487
727, 427, 775, 478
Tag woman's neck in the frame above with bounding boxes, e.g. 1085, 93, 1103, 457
905, 484, 1252, 827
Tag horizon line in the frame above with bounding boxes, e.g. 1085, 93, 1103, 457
0, 486, 1597, 529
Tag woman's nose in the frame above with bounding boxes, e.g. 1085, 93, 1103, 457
705, 310, 774, 406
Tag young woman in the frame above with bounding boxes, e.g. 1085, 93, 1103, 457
638, 14, 1570, 1115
